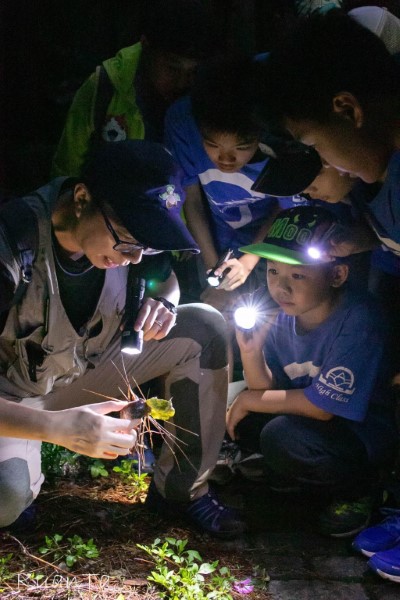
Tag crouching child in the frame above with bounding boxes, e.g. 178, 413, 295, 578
227, 206, 398, 537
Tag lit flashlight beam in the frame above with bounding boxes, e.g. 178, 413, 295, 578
234, 305, 259, 330
234, 285, 272, 332
207, 249, 233, 287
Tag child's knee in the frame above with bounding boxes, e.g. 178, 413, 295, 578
261, 432, 287, 472
0, 458, 35, 527
260, 417, 299, 472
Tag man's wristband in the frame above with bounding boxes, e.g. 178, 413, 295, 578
154, 297, 178, 314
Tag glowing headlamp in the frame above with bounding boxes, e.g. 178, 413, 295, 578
307, 246, 323, 260
239, 207, 339, 266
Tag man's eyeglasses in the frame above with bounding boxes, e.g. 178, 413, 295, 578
99, 207, 162, 256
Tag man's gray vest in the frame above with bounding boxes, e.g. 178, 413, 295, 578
0, 179, 127, 399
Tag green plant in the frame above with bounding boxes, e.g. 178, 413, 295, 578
0, 553, 14, 583
39, 533, 99, 568
137, 537, 235, 600
26, 572, 45, 583
41, 443, 80, 479
88, 458, 108, 478
41, 443, 111, 481
113, 459, 149, 497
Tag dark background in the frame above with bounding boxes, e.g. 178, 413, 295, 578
1, 0, 399, 196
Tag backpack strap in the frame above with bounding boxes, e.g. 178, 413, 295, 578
0, 198, 39, 306
93, 65, 115, 142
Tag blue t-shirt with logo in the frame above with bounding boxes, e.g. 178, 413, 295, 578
348, 150, 400, 275
164, 96, 285, 254
351, 150, 400, 259
264, 291, 396, 463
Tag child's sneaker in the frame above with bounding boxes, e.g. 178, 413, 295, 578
208, 440, 242, 485
145, 480, 246, 539
318, 496, 374, 538
235, 452, 265, 482
353, 509, 400, 557
367, 542, 400, 583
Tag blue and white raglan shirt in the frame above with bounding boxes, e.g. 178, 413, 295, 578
351, 149, 400, 274
164, 96, 281, 254
264, 292, 396, 464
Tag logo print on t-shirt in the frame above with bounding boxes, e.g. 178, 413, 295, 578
318, 367, 355, 395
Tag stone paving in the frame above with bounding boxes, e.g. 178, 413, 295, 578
219, 477, 400, 599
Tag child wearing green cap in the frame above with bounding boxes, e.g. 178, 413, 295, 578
226, 205, 397, 538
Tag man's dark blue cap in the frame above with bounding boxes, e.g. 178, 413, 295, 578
81, 140, 199, 253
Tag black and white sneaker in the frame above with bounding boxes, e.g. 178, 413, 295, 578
235, 452, 265, 482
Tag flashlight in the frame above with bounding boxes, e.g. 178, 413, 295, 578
121, 277, 146, 355
234, 286, 270, 332
207, 249, 234, 287
234, 305, 259, 330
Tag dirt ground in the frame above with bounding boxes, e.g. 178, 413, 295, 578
0, 470, 272, 600
2, 452, 400, 600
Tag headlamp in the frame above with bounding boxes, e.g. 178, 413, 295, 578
307, 246, 323, 260
239, 206, 338, 266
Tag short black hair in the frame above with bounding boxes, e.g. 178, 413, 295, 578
191, 54, 262, 139
259, 9, 400, 126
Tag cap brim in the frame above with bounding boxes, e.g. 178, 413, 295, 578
240, 243, 312, 265
110, 190, 200, 254
125, 204, 200, 253
138, 219, 200, 253
251, 149, 322, 197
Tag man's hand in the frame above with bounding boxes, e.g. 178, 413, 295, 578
46, 400, 139, 459
135, 297, 176, 341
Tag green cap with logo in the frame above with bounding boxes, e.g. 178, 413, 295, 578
240, 206, 338, 265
